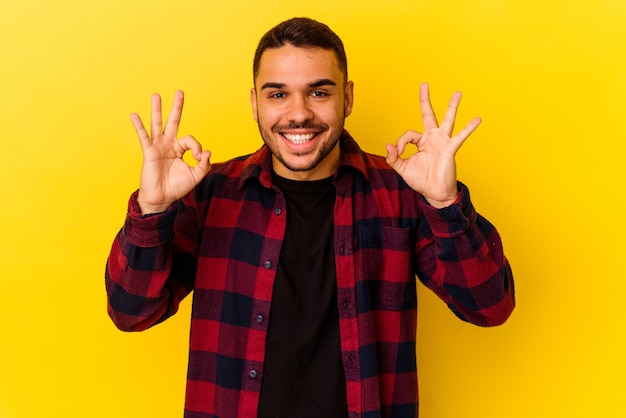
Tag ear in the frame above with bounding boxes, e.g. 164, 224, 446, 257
344, 80, 354, 118
250, 87, 258, 122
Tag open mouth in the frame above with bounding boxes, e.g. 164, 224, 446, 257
282, 132, 317, 145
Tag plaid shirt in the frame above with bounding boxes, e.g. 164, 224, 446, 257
106, 131, 515, 417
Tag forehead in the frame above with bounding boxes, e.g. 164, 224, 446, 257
255, 44, 343, 85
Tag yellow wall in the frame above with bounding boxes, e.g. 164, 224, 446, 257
1, 0, 624, 416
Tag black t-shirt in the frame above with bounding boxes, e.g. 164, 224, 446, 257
257, 174, 348, 418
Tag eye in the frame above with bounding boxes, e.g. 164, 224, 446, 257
310, 90, 328, 98
269, 92, 285, 99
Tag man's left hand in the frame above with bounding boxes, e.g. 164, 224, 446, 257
386, 83, 481, 208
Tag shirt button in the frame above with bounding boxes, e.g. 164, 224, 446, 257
263, 260, 272, 269
249, 369, 258, 379
274, 207, 282, 216
339, 246, 345, 255
255, 314, 264, 324
343, 300, 349, 309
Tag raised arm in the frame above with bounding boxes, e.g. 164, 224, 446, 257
388, 84, 514, 325
106, 91, 209, 331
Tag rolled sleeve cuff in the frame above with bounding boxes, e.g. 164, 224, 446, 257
419, 182, 478, 238
123, 191, 178, 247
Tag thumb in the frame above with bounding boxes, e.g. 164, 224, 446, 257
192, 150, 212, 181
385, 143, 403, 173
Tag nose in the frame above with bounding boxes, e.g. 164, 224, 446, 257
287, 94, 314, 123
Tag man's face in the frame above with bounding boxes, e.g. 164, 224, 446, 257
250, 44, 354, 180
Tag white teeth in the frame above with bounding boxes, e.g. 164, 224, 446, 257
283, 133, 315, 144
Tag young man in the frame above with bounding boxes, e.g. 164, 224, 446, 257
106, 17, 515, 417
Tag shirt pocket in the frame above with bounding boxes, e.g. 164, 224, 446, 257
356, 226, 416, 311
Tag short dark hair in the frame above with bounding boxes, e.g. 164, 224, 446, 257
253, 17, 348, 83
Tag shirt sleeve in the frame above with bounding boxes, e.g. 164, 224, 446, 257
105, 191, 198, 331
415, 182, 515, 326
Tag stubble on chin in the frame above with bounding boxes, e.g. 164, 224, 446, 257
258, 125, 343, 173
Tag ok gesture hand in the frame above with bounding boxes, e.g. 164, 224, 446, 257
131, 91, 212, 214
386, 83, 481, 208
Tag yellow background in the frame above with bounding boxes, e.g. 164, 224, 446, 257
1, 0, 624, 417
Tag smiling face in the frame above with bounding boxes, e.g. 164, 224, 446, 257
250, 44, 354, 180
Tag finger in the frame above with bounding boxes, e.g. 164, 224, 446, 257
177, 134, 204, 159
385, 143, 399, 164
394, 130, 422, 156
177, 136, 212, 184
164, 90, 184, 139
192, 150, 212, 180
150, 93, 163, 139
452, 117, 482, 148
419, 83, 439, 130
385, 143, 406, 175
130, 113, 151, 149
440, 91, 462, 135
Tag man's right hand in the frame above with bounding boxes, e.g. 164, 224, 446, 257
131, 90, 212, 215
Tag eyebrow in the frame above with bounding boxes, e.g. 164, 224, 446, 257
260, 78, 337, 90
